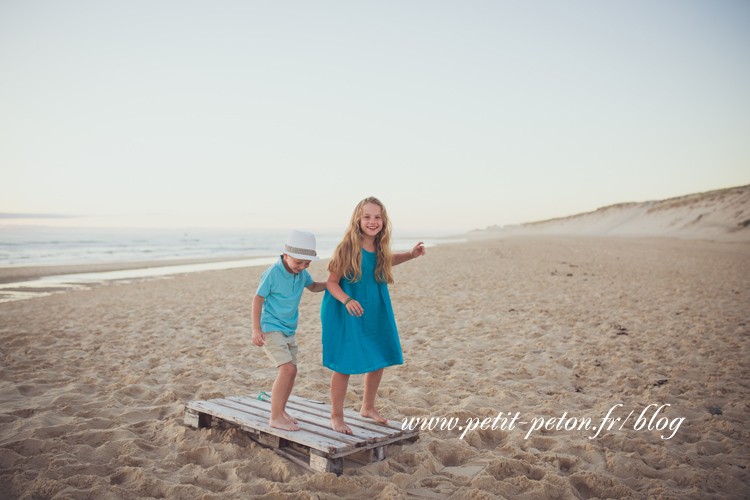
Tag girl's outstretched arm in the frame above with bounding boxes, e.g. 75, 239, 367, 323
392, 241, 426, 266
326, 272, 364, 317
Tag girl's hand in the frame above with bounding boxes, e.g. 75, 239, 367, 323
345, 299, 364, 317
252, 330, 265, 347
411, 242, 426, 259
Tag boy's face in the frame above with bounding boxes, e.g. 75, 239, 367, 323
282, 254, 311, 274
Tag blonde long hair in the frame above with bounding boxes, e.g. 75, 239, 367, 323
328, 197, 394, 284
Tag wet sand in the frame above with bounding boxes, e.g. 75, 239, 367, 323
0, 255, 270, 284
1, 236, 748, 499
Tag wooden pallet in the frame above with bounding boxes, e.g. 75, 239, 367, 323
184, 394, 419, 475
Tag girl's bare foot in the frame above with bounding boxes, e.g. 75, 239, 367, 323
360, 407, 387, 424
269, 417, 299, 431
331, 416, 352, 434
283, 411, 298, 424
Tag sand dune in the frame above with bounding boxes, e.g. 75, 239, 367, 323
1, 235, 748, 499
478, 185, 750, 241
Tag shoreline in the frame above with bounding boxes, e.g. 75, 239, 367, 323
0, 254, 277, 284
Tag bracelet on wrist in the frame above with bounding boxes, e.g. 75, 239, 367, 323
344, 298, 352, 306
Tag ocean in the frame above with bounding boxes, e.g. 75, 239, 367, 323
0, 227, 461, 302
0, 227, 463, 268
0, 227, 340, 268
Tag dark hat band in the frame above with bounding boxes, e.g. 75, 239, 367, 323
284, 244, 317, 257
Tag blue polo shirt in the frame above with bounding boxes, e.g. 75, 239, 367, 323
256, 255, 314, 336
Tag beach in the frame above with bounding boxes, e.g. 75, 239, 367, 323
1, 235, 749, 499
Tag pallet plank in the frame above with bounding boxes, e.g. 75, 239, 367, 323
187, 400, 340, 453
222, 401, 375, 445
327, 432, 416, 459
184, 409, 200, 429
210, 398, 367, 449
228, 396, 392, 442
190, 399, 362, 453
232, 393, 403, 434
310, 450, 344, 475
185, 394, 419, 475
232, 394, 405, 437
287, 395, 406, 433
274, 448, 318, 474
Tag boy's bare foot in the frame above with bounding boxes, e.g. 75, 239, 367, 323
269, 417, 299, 431
360, 407, 387, 424
331, 416, 352, 434
283, 411, 298, 424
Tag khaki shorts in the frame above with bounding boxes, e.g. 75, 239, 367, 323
262, 331, 298, 366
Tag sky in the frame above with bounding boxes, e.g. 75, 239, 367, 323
1, 0, 748, 233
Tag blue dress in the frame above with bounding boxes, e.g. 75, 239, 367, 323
321, 249, 403, 375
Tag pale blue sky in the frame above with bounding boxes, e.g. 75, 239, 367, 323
1, 0, 748, 232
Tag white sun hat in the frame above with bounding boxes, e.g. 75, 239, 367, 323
284, 230, 320, 261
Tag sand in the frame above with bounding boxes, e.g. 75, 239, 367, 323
1, 235, 749, 499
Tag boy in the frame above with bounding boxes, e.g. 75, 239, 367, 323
252, 230, 326, 431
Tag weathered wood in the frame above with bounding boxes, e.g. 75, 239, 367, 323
218, 397, 367, 444
185, 393, 419, 476
233, 393, 399, 436
184, 409, 200, 429
187, 400, 340, 454
183, 406, 212, 429
203, 398, 355, 452
257, 432, 283, 448
287, 395, 406, 433
274, 448, 317, 474
327, 432, 416, 459
227, 396, 392, 443
345, 445, 387, 465
310, 450, 344, 475
374, 445, 387, 461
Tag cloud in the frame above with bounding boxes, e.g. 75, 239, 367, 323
0, 213, 78, 219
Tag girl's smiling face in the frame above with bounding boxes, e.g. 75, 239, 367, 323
360, 202, 383, 238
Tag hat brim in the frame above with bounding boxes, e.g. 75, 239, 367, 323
284, 252, 320, 262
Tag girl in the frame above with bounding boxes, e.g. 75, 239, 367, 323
321, 197, 425, 434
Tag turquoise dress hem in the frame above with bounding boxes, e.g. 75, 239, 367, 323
321, 249, 403, 375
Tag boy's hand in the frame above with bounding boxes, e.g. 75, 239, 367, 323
345, 299, 364, 317
252, 330, 265, 347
